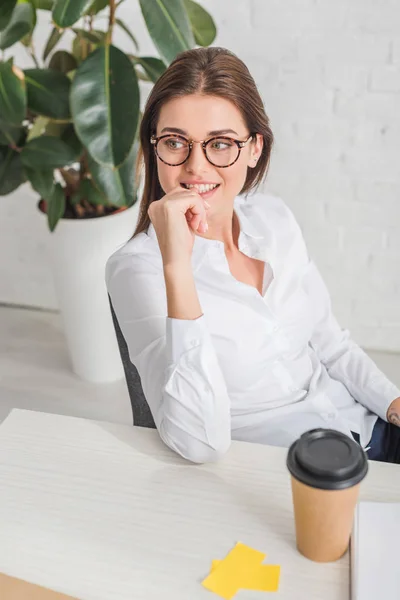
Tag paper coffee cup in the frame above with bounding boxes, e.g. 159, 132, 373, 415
287, 428, 368, 562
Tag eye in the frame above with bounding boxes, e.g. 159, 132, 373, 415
164, 137, 186, 150
210, 139, 235, 151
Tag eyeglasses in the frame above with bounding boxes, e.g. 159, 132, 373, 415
150, 133, 254, 168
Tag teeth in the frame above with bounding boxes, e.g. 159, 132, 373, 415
183, 183, 219, 193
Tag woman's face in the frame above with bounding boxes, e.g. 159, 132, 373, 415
154, 94, 263, 216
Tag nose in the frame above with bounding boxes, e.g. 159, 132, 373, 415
184, 141, 209, 174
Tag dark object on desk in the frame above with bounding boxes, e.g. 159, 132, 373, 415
109, 298, 156, 429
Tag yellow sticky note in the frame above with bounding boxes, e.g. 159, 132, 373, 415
202, 542, 266, 600
211, 560, 280, 592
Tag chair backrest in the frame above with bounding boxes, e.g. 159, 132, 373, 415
109, 298, 156, 429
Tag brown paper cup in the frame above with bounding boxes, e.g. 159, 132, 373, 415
290, 476, 361, 562
287, 429, 368, 563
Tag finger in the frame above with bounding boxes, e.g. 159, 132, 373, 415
186, 211, 195, 223
198, 221, 208, 233
176, 193, 207, 230
190, 213, 202, 232
173, 185, 201, 198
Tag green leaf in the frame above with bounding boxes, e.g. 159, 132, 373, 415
132, 56, 166, 83
0, 144, 26, 195
47, 182, 65, 231
87, 139, 138, 207
0, 3, 34, 49
45, 119, 67, 136
19, 0, 37, 28
43, 26, 64, 61
20, 135, 80, 168
0, 121, 24, 145
0, 0, 17, 31
72, 27, 106, 45
184, 0, 216, 47
78, 177, 105, 205
139, 0, 194, 65
84, 0, 109, 16
0, 62, 26, 125
61, 123, 82, 157
52, 0, 94, 28
70, 45, 139, 168
24, 68, 70, 119
48, 50, 77, 74
18, 0, 37, 46
24, 165, 54, 198
34, 0, 54, 9
115, 18, 139, 51
134, 67, 150, 82
26, 115, 49, 140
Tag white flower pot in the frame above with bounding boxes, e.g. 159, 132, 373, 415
46, 204, 139, 383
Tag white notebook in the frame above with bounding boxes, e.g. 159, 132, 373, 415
351, 502, 400, 600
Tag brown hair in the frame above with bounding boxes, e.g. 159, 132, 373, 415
133, 46, 274, 237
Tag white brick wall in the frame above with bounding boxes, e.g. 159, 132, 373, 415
0, 0, 399, 351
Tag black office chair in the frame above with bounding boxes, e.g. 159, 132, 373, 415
109, 298, 156, 429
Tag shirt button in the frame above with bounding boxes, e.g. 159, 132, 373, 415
323, 412, 336, 421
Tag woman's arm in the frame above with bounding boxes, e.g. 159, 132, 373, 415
107, 187, 231, 463
163, 261, 202, 320
278, 199, 400, 421
303, 258, 400, 421
106, 252, 231, 463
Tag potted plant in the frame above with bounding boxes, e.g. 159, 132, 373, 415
0, 0, 217, 383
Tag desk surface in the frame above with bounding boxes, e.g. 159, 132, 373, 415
0, 409, 399, 600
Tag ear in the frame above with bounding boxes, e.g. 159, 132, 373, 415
247, 133, 263, 168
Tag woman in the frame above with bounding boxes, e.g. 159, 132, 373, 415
106, 47, 400, 464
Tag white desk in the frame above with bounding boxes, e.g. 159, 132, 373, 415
0, 409, 399, 600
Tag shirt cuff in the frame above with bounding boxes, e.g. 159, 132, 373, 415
372, 381, 400, 422
166, 315, 208, 364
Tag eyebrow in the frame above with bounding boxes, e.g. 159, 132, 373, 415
160, 127, 239, 136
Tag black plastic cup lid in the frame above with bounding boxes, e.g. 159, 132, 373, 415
287, 429, 368, 490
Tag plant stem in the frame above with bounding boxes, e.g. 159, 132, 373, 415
29, 40, 40, 68
80, 151, 88, 179
107, 0, 116, 45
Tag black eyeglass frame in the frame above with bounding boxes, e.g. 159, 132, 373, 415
150, 133, 254, 168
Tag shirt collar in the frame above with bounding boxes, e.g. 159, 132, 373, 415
234, 196, 266, 240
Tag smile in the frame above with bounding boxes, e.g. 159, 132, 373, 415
181, 183, 220, 193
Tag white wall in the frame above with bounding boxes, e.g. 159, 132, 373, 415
1, 0, 399, 351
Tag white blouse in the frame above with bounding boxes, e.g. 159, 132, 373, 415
106, 193, 400, 463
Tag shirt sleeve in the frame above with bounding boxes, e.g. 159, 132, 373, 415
303, 258, 400, 421
106, 251, 231, 463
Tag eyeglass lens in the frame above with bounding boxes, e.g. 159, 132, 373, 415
156, 136, 240, 167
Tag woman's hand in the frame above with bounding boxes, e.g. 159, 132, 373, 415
148, 185, 209, 268
387, 397, 400, 427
